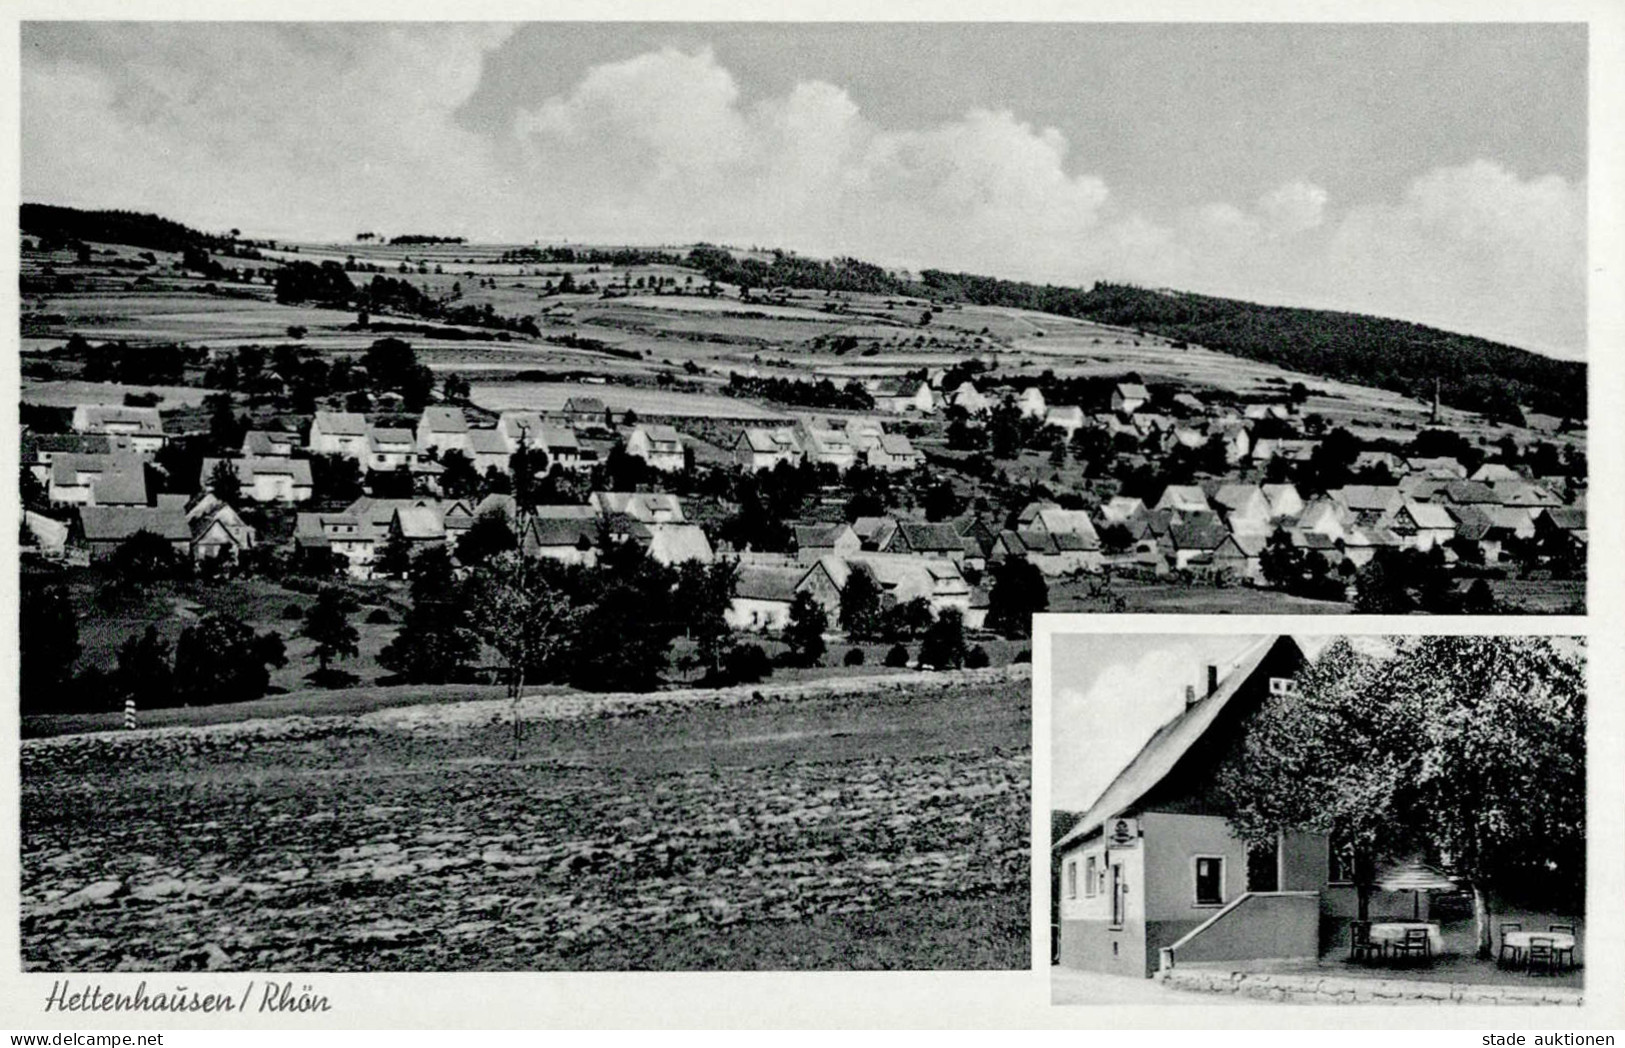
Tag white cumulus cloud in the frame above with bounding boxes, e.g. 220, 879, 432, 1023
22, 36, 1586, 356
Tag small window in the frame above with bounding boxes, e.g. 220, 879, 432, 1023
1084, 856, 1097, 897
1268, 677, 1300, 697
1066, 861, 1077, 900
1195, 856, 1225, 906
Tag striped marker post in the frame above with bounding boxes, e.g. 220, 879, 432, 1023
124, 699, 136, 731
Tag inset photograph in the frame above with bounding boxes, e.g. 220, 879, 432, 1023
1049, 631, 1584, 1005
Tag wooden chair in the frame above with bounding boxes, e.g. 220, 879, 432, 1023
1349, 920, 1384, 963
1525, 936, 1556, 976
1498, 922, 1523, 967
1549, 924, 1577, 970
1389, 926, 1432, 965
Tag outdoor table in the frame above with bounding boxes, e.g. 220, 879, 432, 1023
1368, 921, 1443, 956
1502, 930, 1576, 956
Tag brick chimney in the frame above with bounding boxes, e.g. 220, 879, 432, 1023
1185, 684, 1197, 708
1207, 664, 1220, 697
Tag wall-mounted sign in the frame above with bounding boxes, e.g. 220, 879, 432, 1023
1110, 818, 1139, 847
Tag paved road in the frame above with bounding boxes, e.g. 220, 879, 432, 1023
1051, 965, 1247, 1005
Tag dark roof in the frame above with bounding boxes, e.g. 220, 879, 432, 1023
1541, 507, 1586, 531
1442, 481, 1497, 505
1055, 636, 1302, 853
527, 517, 599, 548
1169, 517, 1229, 551
23, 433, 110, 457
77, 505, 189, 543
795, 523, 850, 549
734, 568, 801, 603
896, 521, 966, 552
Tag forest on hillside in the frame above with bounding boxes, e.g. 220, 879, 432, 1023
22, 203, 1585, 422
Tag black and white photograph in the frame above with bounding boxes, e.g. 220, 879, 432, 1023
1049, 630, 1586, 1006
5, 6, 1620, 1034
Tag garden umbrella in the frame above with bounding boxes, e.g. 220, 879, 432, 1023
1377, 859, 1459, 920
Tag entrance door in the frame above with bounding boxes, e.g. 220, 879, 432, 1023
1247, 836, 1280, 893
1111, 863, 1125, 926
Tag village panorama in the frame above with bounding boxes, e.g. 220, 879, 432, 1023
18, 203, 1586, 972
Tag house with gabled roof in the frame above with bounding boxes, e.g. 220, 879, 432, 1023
847, 553, 971, 616
1112, 382, 1150, 415
733, 427, 803, 472
1294, 498, 1347, 544
364, 428, 416, 473
1055, 636, 1340, 978
48, 453, 148, 506
518, 514, 601, 567
1163, 515, 1229, 570
645, 523, 714, 566
71, 405, 167, 453
309, 411, 370, 461
1155, 485, 1211, 515
466, 428, 512, 476
992, 527, 1102, 577
1438, 481, 1497, 508
1212, 531, 1267, 583
1044, 406, 1086, 439
1018, 386, 1047, 420
1210, 484, 1271, 535
1340, 525, 1403, 568
626, 423, 687, 472
893, 520, 971, 561
497, 411, 548, 454
563, 396, 609, 430
1389, 501, 1458, 551
796, 421, 857, 471
1451, 505, 1507, 565
865, 432, 924, 471
186, 493, 255, 562
296, 496, 453, 577
726, 567, 803, 631
873, 378, 935, 414
1470, 463, 1524, 484
416, 406, 471, 457
1536, 507, 1587, 544
851, 516, 899, 553
241, 430, 298, 458
948, 381, 991, 416
843, 417, 887, 454
534, 422, 589, 472
589, 491, 685, 524
794, 522, 861, 564
1100, 496, 1147, 526
73, 504, 191, 561
23, 434, 113, 487
199, 457, 314, 503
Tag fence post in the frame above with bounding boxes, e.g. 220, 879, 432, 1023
124, 699, 136, 730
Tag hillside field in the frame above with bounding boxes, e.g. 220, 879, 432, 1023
21, 668, 1031, 972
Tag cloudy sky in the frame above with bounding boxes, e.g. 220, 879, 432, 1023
1049, 633, 1354, 814
22, 22, 1587, 357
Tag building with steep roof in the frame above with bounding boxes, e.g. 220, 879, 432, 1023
626, 423, 687, 472
1056, 637, 1330, 977
732, 427, 803, 472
